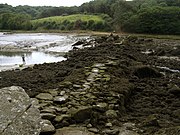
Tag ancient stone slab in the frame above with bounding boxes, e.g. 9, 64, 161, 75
36, 93, 53, 100
0, 86, 41, 135
54, 127, 95, 135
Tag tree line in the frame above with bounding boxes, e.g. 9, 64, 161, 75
0, 0, 180, 34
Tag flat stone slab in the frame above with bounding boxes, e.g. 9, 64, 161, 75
0, 86, 41, 135
54, 127, 95, 135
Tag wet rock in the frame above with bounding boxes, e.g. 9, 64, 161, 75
36, 93, 53, 100
54, 127, 95, 135
0, 86, 41, 135
72, 40, 84, 46
40, 113, 56, 120
133, 66, 162, 78
54, 95, 68, 104
92, 68, 99, 73
40, 119, 55, 135
72, 106, 92, 123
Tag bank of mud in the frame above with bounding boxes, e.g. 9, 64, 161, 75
0, 34, 179, 135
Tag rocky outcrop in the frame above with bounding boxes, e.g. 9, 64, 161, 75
0, 86, 41, 135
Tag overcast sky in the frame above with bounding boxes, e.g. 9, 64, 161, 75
0, 0, 92, 7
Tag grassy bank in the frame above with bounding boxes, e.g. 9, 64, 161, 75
31, 14, 112, 31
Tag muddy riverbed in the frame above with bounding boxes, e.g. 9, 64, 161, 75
0, 34, 179, 135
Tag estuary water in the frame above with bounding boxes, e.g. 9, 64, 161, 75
0, 33, 89, 71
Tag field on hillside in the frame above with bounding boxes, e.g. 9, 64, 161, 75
32, 14, 104, 23
31, 14, 112, 31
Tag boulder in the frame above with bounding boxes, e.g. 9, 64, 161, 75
0, 86, 41, 135
40, 119, 55, 135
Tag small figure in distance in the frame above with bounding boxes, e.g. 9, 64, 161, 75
22, 54, 26, 65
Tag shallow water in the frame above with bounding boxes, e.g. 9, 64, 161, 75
0, 33, 89, 68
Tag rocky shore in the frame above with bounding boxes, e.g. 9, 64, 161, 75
0, 34, 179, 135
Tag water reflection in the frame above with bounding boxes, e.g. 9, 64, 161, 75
0, 51, 66, 66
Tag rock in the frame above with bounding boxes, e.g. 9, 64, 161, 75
73, 84, 82, 88
37, 102, 51, 110
92, 68, 99, 73
72, 40, 84, 46
60, 81, 73, 88
88, 128, 99, 133
54, 95, 68, 104
142, 114, 159, 127
54, 114, 71, 123
54, 127, 95, 135
118, 130, 139, 135
0, 86, 41, 135
154, 126, 180, 135
40, 113, 56, 120
87, 124, 93, 128
102, 129, 119, 135
93, 63, 105, 68
105, 60, 118, 66
40, 119, 55, 134
54, 115, 71, 128
95, 102, 108, 112
60, 91, 66, 96
105, 110, 118, 119
48, 89, 58, 97
36, 93, 53, 100
72, 106, 92, 123
41, 107, 56, 114
105, 123, 113, 127
133, 66, 162, 78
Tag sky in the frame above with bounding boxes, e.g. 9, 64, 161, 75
0, 0, 92, 7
